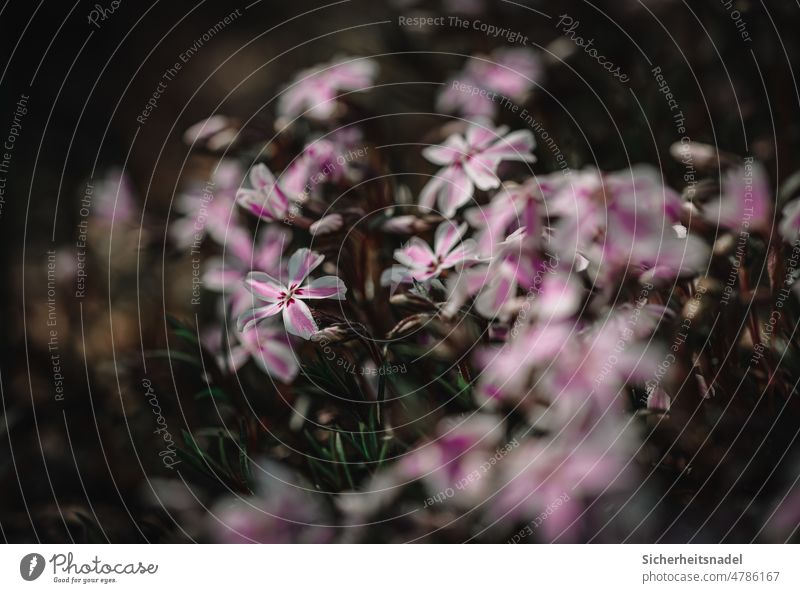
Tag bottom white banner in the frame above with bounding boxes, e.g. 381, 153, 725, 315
0, 544, 797, 591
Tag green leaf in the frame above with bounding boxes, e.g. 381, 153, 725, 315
193, 386, 230, 402
146, 349, 202, 367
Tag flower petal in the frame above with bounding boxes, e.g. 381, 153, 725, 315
250, 163, 276, 190
237, 302, 284, 332
394, 236, 436, 271
482, 129, 537, 162
441, 238, 477, 268
434, 221, 468, 258
202, 259, 244, 292
253, 340, 299, 383
309, 214, 344, 236
282, 299, 318, 339
288, 248, 325, 285
418, 174, 445, 212
464, 155, 501, 191
236, 189, 286, 222
299, 276, 347, 300
437, 166, 475, 218
244, 272, 285, 302
422, 134, 468, 166
466, 122, 506, 151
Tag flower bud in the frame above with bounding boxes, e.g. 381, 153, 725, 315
183, 116, 240, 150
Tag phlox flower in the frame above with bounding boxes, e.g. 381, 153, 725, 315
228, 323, 299, 384
445, 229, 575, 323
419, 121, 536, 217
93, 168, 137, 225
236, 163, 294, 223
551, 166, 708, 287
383, 220, 477, 285
171, 160, 243, 248
701, 160, 772, 234
281, 130, 366, 201
475, 305, 663, 433
211, 460, 333, 543
465, 173, 567, 256
202, 225, 292, 318
490, 433, 633, 542
399, 415, 505, 509
281, 139, 340, 200
239, 248, 346, 339
438, 48, 543, 118
278, 56, 378, 121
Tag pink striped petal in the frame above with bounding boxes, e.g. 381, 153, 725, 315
475, 273, 517, 320
466, 122, 507, 151
236, 189, 287, 222
464, 155, 501, 191
282, 299, 318, 339
309, 214, 344, 236
422, 135, 468, 166
482, 129, 537, 162
434, 221, 468, 258
250, 163, 275, 190
252, 337, 299, 383
394, 237, 435, 271
298, 276, 347, 300
237, 302, 284, 332
418, 175, 445, 212
202, 260, 244, 292
437, 166, 475, 218
244, 272, 285, 302
281, 160, 312, 198
253, 226, 292, 272
288, 248, 325, 285
227, 344, 251, 372
441, 238, 477, 268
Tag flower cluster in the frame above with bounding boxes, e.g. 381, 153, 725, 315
162, 49, 794, 544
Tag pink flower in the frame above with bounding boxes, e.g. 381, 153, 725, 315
236, 163, 294, 223
183, 115, 239, 150
281, 139, 340, 200
552, 166, 707, 287
419, 121, 536, 217
445, 229, 564, 322
211, 460, 333, 543
701, 160, 772, 233
476, 306, 663, 432
646, 387, 671, 412
282, 130, 366, 199
278, 57, 378, 122
399, 415, 505, 508
171, 160, 243, 248
228, 323, 299, 384
239, 248, 346, 339
202, 225, 292, 317
438, 48, 543, 118
465, 174, 567, 256
93, 168, 137, 225
384, 220, 477, 284
492, 434, 632, 542
309, 214, 344, 236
